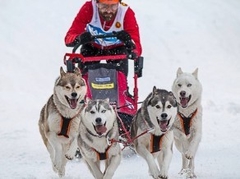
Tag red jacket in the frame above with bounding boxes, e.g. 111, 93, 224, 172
65, 1, 142, 56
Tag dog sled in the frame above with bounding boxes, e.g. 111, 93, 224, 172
64, 32, 143, 145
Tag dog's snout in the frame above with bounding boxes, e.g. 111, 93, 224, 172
95, 117, 102, 124
161, 113, 168, 119
180, 91, 186, 97
71, 92, 77, 98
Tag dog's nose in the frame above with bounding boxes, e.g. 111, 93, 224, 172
71, 92, 77, 98
161, 113, 168, 119
95, 117, 102, 124
180, 91, 186, 97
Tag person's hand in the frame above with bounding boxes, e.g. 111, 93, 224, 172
77, 32, 92, 44
115, 30, 135, 50
116, 30, 131, 42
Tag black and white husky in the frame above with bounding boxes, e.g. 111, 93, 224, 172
78, 98, 121, 179
131, 86, 178, 179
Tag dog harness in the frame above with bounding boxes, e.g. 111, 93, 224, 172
85, 127, 116, 160
178, 108, 198, 136
92, 145, 112, 160
58, 117, 73, 138
150, 134, 164, 153
57, 100, 84, 138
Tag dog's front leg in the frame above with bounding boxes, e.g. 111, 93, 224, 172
65, 137, 78, 160
85, 158, 103, 179
136, 145, 160, 178
158, 134, 174, 178
47, 132, 63, 174
185, 129, 201, 159
103, 152, 121, 179
173, 127, 189, 153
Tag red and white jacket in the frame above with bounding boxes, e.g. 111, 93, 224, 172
65, 0, 142, 56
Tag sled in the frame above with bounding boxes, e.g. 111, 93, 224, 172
63, 33, 143, 145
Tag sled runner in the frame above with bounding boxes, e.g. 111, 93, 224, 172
63, 32, 143, 143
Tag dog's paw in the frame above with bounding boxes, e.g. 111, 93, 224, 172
52, 162, 61, 171
186, 172, 197, 179
57, 168, 65, 178
52, 164, 58, 173
185, 150, 194, 159
158, 174, 168, 179
65, 152, 74, 160
65, 148, 77, 160
179, 169, 196, 179
53, 163, 65, 177
149, 170, 161, 179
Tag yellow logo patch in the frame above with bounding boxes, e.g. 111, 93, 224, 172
91, 83, 114, 89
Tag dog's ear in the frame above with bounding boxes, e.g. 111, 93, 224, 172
177, 67, 183, 77
169, 91, 178, 107
85, 97, 91, 104
74, 67, 82, 77
152, 86, 157, 93
104, 98, 110, 103
151, 86, 159, 96
147, 86, 157, 106
60, 67, 66, 77
192, 68, 198, 79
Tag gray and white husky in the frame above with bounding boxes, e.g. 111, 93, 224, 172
38, 67, 87, 177
78, 98, 121, 179
172, 67, 202, 178
131, 86, 178, 179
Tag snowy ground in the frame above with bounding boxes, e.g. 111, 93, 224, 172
1, 0, 240, 178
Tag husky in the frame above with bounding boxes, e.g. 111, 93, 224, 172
172, 67, 202, 178
38, 67, 87, 177
78, 98, 121, 179
130, 86, 178, 179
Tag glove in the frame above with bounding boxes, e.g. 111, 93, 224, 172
76, 32, 92, 45
115, 30, 135, 50
116, 30, 131, 42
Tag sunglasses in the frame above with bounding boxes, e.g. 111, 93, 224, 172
97, 3, 119, 11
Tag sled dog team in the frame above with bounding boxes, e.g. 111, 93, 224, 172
38, 67, 202, 179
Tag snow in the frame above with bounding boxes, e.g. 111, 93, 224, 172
1, 0, 240, 178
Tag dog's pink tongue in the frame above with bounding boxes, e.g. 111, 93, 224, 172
70, 99, 78, 109
180, 98, 188, 108
160, 121, 168, 132
95, 125, 107, 135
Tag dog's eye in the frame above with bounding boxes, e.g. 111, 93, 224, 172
187, 84, 192, 87
167, 105, 172, 109
156, 105, 161, 109
75, 85, 80, 89
90, 111, 95, 114
178, 84, 182, 87
65, 86, 71, 90
101, 110, 106, 113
